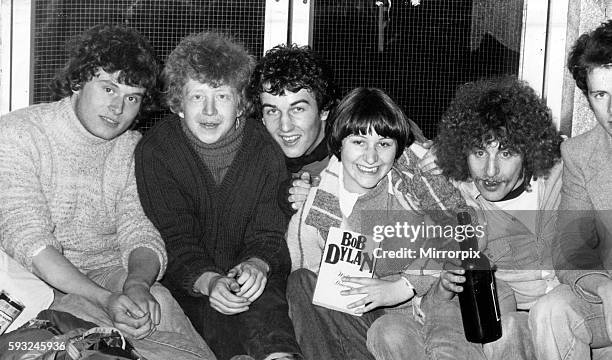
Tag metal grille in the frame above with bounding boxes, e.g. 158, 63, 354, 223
32, 0, 266, 131
311, 0, 524, 139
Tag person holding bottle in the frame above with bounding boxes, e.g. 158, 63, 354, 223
428, 76, 564, 360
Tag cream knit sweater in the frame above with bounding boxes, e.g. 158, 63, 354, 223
0, 97, 167, 278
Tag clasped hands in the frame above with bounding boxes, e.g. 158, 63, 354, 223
207, 258, 269, 315
101, 281, 160, 340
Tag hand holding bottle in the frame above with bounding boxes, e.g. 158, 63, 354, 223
434, 266, 466, 301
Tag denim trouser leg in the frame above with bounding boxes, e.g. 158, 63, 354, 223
421, 294, 486, 360
366, 309, 426, 360
176, 273, 301, 360
85, 265, 213, 357
286, 269, 380, 360
483, 311, 534, 360
367, 294, 485, 360
50, 293, 216, 360
529, 284, 612, 360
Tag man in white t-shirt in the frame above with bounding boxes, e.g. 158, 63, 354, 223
428, 76, 564, 360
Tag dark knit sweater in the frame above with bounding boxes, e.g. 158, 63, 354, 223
180, 117, 245, 184
135, 115, 290, 296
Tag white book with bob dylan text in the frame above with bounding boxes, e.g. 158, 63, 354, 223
313, 227, 378, 316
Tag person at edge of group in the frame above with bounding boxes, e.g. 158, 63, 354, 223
0, 24, 215, 360
248, 44, 430, 215
420, 76, 563, 360
530, 19, 612, 360
134, 31, 302, 360
285, 87, 480, 360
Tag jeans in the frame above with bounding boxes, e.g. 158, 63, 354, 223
530, 284, 612, 360
483, 311, 534, 360
51, 288, 215, 360
366, 307, 426, 360
286, 269, 380, 360
174, 272, 301, 360
367, 292, 485, 360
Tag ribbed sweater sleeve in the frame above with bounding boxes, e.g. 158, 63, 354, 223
237, 137, 291, 277
135, 134, 223, 296
0, 114, 61, 270
116, 150, 168, 279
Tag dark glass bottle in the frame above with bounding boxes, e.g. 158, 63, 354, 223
456, 211, 502, 344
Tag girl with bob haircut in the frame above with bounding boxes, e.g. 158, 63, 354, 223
328, 87, 413, 161
285, 87, 476, 360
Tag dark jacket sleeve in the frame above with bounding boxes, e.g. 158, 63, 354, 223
135, 134, 223, 297
238, 141, 291, 278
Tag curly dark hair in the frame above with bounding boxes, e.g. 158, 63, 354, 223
568, 20, 612, 96
248, 44, 339, 126
329, 87, 413, 160
163, 31, 255, 115
50, 23, 160, 112
436, 76, 562, 183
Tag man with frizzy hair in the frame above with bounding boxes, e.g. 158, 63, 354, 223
530, 20, 612, 360
0, 24, 214, 359
418, 76, 563, 360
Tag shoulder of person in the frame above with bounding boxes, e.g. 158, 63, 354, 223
561, 124, 605, 151
247, 118, 286, 160
136, 115, 181, 152
560, 125, 603, 162
1, 101, 58, 130
248, 119, 277, 146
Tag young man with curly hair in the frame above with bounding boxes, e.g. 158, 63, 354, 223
428, 76, 564, 360
248, 44, 339, 215
529, 20, 612, 360
249, 44, 430, 214
0, 24, 214, 359
134, 31, 301, 360
249, 44, 339, 176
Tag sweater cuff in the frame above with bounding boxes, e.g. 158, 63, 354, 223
182, 265, 225, 297
401, 273, 437, 297
17, 240, 62, 273
238, 247, 290, 280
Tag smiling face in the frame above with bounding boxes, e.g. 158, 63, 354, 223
181, 79, 242, 144
260, 88, 328, 158
587, 66, 612, 138
467, 140, 524, 201
73, 69, 145, 140
340, 129, 397, 194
